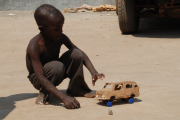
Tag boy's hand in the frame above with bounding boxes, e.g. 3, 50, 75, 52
62, 95, 80, 109
92, 73, 105, 86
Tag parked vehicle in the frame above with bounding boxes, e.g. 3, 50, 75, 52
116, 0, 180, 34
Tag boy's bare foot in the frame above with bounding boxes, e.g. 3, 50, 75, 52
35, 92, 49, 105
73, 91, 96, 98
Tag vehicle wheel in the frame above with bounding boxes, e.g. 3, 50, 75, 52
128, 98, 134, 104
118, 0, 139, 34
107, 102, 113, 107
116, 0, 118, 15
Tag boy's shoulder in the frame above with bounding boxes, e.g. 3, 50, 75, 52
61, 33, 71, 44
61, 33, 68, 40
27, 33, 69, 51
27, 34, 42, 52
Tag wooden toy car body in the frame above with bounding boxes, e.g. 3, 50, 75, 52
95, 81, 140, 101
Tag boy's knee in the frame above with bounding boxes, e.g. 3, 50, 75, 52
44, 61, 65, 76
71, 49, 83, 60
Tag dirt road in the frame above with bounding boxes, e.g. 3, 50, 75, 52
0, 11, 180, 120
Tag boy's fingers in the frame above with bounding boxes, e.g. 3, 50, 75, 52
98, 74, 103, 80
95, 75, 98, 79
100, 74, 105, 79
70, 104, 74, 109
101, 74, 105, 78
78, 102, 81, 108
92, 75, 96, 80
92, 77, 95, 81
74, 99, 81, 108
97, 74, 101, 79
72, 101, 78, 109
66, 104, 71, 109
92, 80, 96, 86
93, 83, 95, 86
92, 73, 105, 86
93, 79, 97, 86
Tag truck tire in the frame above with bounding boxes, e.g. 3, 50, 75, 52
116, 0, 118, 15
118, 0, 139, 34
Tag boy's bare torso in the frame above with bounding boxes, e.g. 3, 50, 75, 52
26, 33, 64, 74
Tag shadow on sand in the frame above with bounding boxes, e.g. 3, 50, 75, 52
97, 98, 142, 107
48, 90, 66, 106
131, 17, 180, 38
0, 90, 68, 120
0, 93, 38, 120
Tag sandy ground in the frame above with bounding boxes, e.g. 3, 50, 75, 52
0, 11, 180, 120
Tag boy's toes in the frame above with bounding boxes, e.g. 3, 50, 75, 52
72, 90, 96, 98
84, 91, 96, 98
35, 97, 44, 105
44, 101, 49, 105
35, 92, 49, 105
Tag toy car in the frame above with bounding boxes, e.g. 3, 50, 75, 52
95, 81, 140, 107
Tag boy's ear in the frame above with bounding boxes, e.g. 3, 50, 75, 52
38, 26, 44, 32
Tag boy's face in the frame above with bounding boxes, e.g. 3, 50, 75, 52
41, 15, 64, 42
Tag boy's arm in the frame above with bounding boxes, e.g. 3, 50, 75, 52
28, 44, 80, 109
62, 34, 105, 86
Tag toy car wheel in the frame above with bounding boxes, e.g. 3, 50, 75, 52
107, 102, 112, 107
128, 98, 134, 104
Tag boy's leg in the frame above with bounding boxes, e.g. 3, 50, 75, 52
28, 61, 65, 104
59, 48, 95, 98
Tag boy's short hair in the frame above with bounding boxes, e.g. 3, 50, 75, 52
34, 4, 63, 26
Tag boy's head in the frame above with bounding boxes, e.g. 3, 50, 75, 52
34, 4, 64, 41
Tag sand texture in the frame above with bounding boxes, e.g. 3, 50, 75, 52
0, 11, 180, 120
